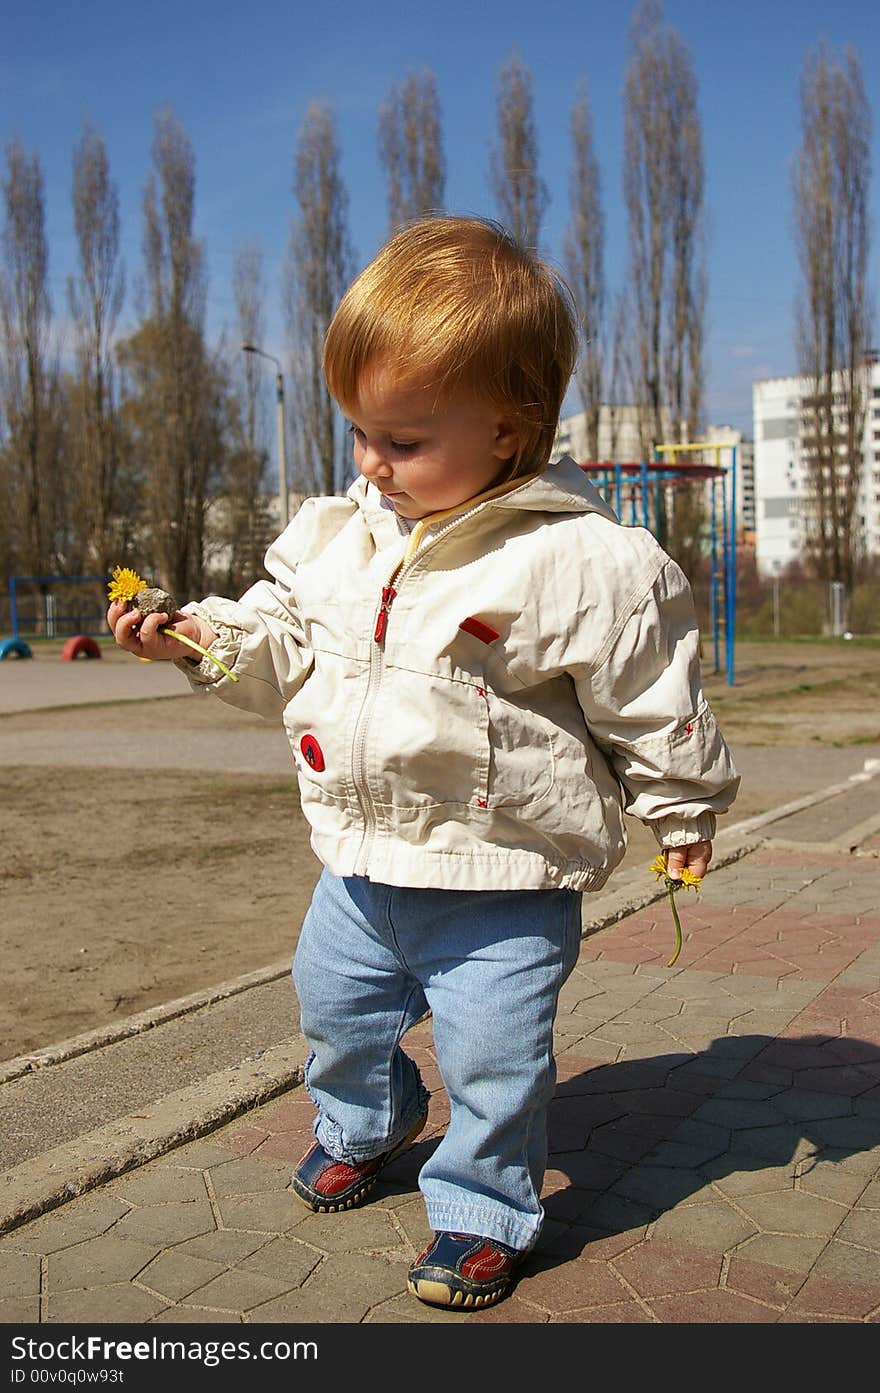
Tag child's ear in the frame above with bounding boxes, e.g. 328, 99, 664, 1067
492, 417, 520, 461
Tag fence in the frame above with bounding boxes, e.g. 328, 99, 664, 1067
2, 576, 108, 642
735, 573, 880, 639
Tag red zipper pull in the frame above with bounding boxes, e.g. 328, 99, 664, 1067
374, 585, 397, 643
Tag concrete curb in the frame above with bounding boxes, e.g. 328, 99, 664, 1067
0, 960, 293, 1086
0, 1039, 307, 1235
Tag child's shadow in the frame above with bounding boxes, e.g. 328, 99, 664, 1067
385, 1030, 879, 1275
533, 1030, 880, 1269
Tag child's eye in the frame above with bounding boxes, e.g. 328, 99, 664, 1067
390, 440, 419, 452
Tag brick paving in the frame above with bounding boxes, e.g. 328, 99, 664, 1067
1, 836, 879, 1326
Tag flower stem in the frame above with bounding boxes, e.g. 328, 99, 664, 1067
161, 628, 239, 682
666, 887, 683, 967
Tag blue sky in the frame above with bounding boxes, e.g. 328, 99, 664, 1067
1, 0, 878, 438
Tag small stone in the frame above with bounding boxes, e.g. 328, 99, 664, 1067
134, 587, 177, 620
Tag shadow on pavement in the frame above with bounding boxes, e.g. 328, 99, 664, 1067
525, 1031, 880, 1274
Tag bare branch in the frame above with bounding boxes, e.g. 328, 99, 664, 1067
378, 69, 446, 232
0, 137, 61, 578
284, 103, 354, 496
563, 82, 604, 461
233, 239, 267, 453
117, 107, 224, 597
489, 54, 549, 249
624, 0, 706, 457
794, 40, 873, 588
66, 121, 127, 578
623, 0, 707, 572
221, 239, 273, 590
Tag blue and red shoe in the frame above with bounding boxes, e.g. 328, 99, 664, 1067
407, 1231, 524, 1308
291, 1111, 428, 1213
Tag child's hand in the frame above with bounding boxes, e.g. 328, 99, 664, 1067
106, 600, 217, 663
664, 839, 712, 881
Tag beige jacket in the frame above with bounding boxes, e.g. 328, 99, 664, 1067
180, 456, 739, 892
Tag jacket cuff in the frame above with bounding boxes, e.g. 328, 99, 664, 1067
173, 602, 244, 687
652, 811, 716, 847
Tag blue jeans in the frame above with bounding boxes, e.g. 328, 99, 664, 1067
291, 870, 583, 1251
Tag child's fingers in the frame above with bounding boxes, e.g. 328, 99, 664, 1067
688, 841, 713, 878
665, 841, 712, 880
137, 612, 169, 643
664, 849, 687, 880
664, 842, 711, 876
110, 606, 142, 647
108, 605, 208, 665
106, 600, 129, 631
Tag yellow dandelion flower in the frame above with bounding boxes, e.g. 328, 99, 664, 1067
678, 867, 703, 890
107, 562, 239, 683
108, 566, 147, 605
648, 853, 703, 969
649, 853, 669, 880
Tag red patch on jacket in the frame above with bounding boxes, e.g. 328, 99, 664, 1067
300, 734, 325, 771
459, 616, 500, 645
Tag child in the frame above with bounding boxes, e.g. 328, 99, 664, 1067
108, 215, 739, 1310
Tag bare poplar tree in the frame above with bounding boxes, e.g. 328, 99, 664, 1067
606, 288, 635, 464
624, 0, 707, 574
221, 238, 272, 589
234, 240, 267, 462
0, 138, 62, 581
378, 69, 446, 232
117, 108, 225, 597
284, 102, 354, 496
489, 54, 549, 249
624, 0, 706, 453
563, 83, 604, 462
66, 121, 127, 578
794, 42, 873, 590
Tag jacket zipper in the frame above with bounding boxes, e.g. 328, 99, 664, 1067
350, 503, 489, 875
373, 585, 397, 643
352, 576, 402, 874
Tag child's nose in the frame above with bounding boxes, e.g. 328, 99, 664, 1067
359, 445, 393, 479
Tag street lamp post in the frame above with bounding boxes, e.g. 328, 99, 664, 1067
241, 341, 289, 530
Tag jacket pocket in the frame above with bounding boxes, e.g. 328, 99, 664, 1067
370, 667, 490, 810
481, 686, 555, 808
282, 653, 361, 806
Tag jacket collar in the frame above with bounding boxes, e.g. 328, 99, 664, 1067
489, 457, 619, 519
348, 456, 619, 541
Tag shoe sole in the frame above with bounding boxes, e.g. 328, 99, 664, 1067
291, 1112, 428, 1213
407, 1276, 509, 1309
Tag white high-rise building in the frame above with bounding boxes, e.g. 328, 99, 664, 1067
551, 404, 660, 465
752, 360, 880, 576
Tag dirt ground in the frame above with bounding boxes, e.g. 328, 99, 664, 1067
3, 637, 880, 1061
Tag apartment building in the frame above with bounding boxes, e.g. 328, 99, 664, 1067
752, 359, 880, 576
552, 403, 654, 465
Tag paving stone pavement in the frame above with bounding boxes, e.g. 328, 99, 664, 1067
2, 782, 879, 1332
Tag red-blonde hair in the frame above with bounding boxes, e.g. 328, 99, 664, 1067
323, 216, 578, 477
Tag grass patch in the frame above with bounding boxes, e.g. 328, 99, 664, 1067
733, 632, 880, 648
710, 674, 859, 707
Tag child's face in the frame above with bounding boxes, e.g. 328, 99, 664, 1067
347, 368, 519, 520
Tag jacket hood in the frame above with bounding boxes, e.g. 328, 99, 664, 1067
490, 456, 619, 519
349, 455, 619, 530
